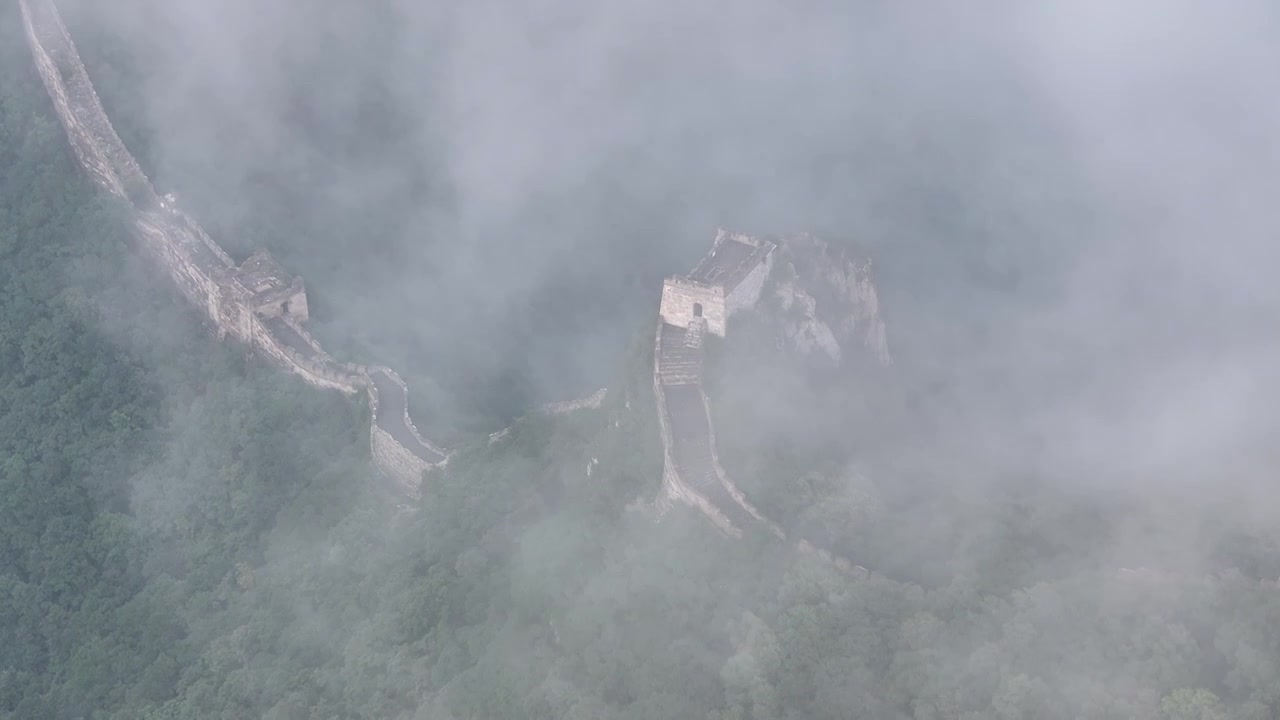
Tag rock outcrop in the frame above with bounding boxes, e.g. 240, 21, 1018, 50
768, 234, 892, 366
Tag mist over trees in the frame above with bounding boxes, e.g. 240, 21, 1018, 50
6, 0, 1280, 718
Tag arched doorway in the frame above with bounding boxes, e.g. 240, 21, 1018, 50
693, 302, 703, 318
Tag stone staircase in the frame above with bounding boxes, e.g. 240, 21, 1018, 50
658, 322, 704, 385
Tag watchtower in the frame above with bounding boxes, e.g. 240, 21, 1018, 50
658, 229, 775, 337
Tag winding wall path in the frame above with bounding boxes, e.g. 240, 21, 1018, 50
653, 238, 876, 579
24, 2, 1191, 599
24, 0, 878, 573
19, 0, 446, 493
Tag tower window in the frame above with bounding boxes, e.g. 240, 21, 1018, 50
693, 303, 703, 318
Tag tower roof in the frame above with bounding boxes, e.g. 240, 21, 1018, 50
689, 232, 775, 292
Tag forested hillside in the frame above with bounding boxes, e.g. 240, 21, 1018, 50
10, 1, 1280, 719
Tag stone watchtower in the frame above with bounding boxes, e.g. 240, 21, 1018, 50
653, 230, 779, 536
659, 229, 775, 336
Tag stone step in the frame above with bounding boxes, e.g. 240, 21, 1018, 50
660, 371, 701, 384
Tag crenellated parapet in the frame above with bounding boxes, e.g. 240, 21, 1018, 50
19, 0, 447, 492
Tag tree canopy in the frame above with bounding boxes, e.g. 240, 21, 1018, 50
6, 3, 1280, 719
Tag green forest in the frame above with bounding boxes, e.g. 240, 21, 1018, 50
8, 2, 1280, 719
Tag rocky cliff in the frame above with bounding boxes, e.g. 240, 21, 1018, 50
763, 234, 892, 367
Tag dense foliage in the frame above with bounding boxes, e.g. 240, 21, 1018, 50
8, 4, 1280, 719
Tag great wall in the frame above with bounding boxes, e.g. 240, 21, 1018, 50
18, 0, 446, 494
652, 232, 888, 574
19, 0, 892, 562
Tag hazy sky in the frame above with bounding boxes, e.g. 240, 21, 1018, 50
56, 0, 1280, 543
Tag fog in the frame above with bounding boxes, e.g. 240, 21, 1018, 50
57, 0, 1068, 427
24, 0, 1280, 715
62, 0, 1280, 597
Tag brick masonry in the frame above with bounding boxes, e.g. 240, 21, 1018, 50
20, 0, 447, 492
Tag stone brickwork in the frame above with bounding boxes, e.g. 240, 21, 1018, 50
20, 0, 447, 492
20, 0, 154, 206
367, 366, 442, 497
659, 278, 726, 336
659, 230, 779, 337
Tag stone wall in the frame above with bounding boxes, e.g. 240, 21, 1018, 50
365, 367, 446, 460
659, 277, 726, 336
20, 0, 446, 494
654, 241, 760, 535
20, 0, 128, 199
370, 425, 431, 498
253, 326, 364, 395
701, 388, 785, 539
23, 0, 889, 556
20, 0, 153, 201
652, 322, 739, 536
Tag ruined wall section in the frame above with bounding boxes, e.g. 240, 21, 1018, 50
21, 0, 446, 494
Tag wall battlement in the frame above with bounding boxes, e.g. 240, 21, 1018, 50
20, 0, 448, 491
